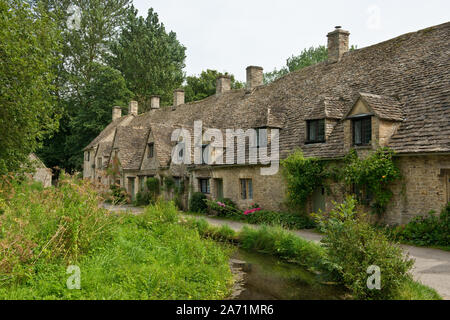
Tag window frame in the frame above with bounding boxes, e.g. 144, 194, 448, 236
240, 178, 253, 200
352, 116, 372, 146
199, 178, 210, 194
306, 119, 325, 144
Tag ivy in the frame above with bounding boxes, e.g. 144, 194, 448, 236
342, 148, 401, 214
281, 150, 327, 209
282, 148, 401, 215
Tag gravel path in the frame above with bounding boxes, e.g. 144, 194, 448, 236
103, 204, 450, 300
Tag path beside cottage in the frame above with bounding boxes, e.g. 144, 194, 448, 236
104, 204, 450, 300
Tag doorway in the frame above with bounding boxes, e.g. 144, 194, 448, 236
312, 186, 326, 213
128, 177, 136, 201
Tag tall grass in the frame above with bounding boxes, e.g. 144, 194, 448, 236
0, 176, 233, 300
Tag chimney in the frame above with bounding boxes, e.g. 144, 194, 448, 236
173, 89, 185, 107
128, 100, 138, 116
327, 26, 350, 63
216, 75, 231, 95
150, 95, 160, 109
112, 106, 122, 121
246, 66, 263, 91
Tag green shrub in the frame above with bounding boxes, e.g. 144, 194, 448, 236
239, 226, 326, 271
246, 210, 316, 229
189, 192, 207, 213
391, 203, 449, 247
134, 191, 151, 206
146, 177, 160, 198
109, 184, 129, 204
315, 197, 414, 299
281, 150, 326, 209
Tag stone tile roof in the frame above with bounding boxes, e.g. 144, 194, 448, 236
88, 22, 450, 166
358, 93, 404, 121
306, 96, 347, 120
112, 126, 149, 170
83, 115, 132, 151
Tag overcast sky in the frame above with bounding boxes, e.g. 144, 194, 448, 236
133, 0, 449, 81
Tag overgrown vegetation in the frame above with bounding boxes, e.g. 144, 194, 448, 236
282, 148, 401, 215
189, 192, 208, 213
187, 198, 442, 300
203, 198, 316, 230
314, 197, 414, 299
0, 176, 232, 299
388, 203, 450, 250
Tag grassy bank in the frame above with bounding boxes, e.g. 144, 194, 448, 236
185, 216, 442, 300
0, 177, 232, 300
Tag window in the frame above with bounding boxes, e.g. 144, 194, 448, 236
202, 144, 210, 164
306, 120, 325, 143
97, 157, 103, 169
139, 176, 146, 192
256, 129, 268, 148
85, 152, 90, 161
199, 178, 210, 194
147, 143, 154, 158
353, 117, 372, 146
240, 179, 253, 200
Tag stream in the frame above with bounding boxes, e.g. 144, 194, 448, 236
229, 248, 349, 300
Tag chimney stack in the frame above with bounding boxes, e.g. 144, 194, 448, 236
173, 89, 185, 107
112, 106, 122, 121
246, 66, 263, 91
216, 75, 231, 95
150, 95, 160, 109
327, 26, 350, 63
128, 100, 138, 116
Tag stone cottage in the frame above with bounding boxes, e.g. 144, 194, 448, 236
28, 153, 52, 188
84, 23, 450, 224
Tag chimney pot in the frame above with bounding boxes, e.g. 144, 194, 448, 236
128, 100, 138, 116
173, 89, 185, 107
327, 26, 350, 63
112, 106, 122, 121
246, 66, 264, 91
216, 75, 231, 95
150, 95, 160, 109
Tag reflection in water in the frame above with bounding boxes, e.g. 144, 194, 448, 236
231, 248, 349, 300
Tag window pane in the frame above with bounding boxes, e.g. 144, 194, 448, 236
258, 129, 268, 148
362, 118, 372, 144
309, 121, 317, 141
248, 180, 253, 199
318, 120, 325, 141
354, 120, 362, 145
241, 179, 247, 199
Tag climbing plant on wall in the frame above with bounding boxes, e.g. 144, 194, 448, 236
282, 147, 401, 215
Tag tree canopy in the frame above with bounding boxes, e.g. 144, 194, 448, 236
108, 7, 186, 110
184, 69, 244, 103
0, 0, 60, 174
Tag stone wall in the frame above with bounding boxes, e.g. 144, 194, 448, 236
385, 154, 450, 225
191, 165, 287, 212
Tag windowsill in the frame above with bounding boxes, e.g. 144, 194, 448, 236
353, 144, 372, 149
305, 141, 326, 145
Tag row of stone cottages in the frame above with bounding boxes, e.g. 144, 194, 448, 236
83, 23, 450, 225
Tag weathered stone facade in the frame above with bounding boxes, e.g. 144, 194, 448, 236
83, 23, 450, 224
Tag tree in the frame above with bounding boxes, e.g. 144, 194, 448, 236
0, 0, 60, 174
108, 7, 186, 110
36, 0, 133, 172
65, 64, 133, 169
264, 46, 328, 84
184, 69, 244, 103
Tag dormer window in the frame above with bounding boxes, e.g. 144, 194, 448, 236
353, 117, 372, 146
306, 119, 325, 143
